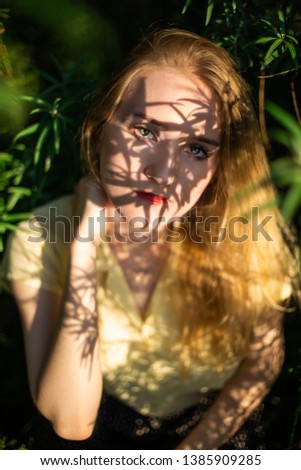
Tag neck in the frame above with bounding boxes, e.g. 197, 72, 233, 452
106, 222, 168, 248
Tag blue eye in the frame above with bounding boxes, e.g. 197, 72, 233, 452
135, 126, 156, 140
187, 144, 208, 160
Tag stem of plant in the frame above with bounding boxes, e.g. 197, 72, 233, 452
290, 77, 301, 126
258, 75, 272, 154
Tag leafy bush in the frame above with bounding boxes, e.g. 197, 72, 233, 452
267, 101, 301, 224
0, 0, 300, 449
0, 50, 93, 251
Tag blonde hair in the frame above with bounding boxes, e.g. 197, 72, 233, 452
82, 28, 299, 367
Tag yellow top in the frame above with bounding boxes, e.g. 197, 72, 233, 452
1, 195, 244, 417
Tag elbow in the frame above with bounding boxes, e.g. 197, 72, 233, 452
52, 420, 94, 441
35, 401, 95, 441
49, 411, 95, 441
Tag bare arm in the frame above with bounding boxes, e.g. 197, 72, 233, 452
176, 311, 284, 450
12, 179, 105, 441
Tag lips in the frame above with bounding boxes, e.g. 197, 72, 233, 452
135, 191, 169, 205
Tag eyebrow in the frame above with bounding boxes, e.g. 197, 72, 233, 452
133, 112, 220, 147
194, 136, 220, 147
133, 112, 167, 128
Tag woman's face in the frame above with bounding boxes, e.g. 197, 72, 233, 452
99, 67, 220, 239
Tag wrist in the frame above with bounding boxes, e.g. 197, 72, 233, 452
65, 241, 98, 310
71, 236, 98, 254
73, 218, 104, 247
69, 239, 98, 276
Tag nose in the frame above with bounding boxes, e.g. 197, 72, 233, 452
143, 141, 177, 188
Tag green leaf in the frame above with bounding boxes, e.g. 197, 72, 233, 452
21, 95, 52, 110
0, 9, 10, 20
7, 187, 31, 196
34, 125, 51, 165
262, 38, 282, 68
269, 129, 301, 155
286, 35, 299, 45
6, 187, 31, 211
281, 183, 301, 221
205, 0, 215, 26
30, 108, 49, 116
278, 9, 285, 34
0, 221, 24, 233
32, 67, 59, 85
287, 42, 298, 66
0, 153, 13, 164
65, 56, 86, 80
53, 118, 61, 154
1, 212, 32, 222
266, 101, 301, 140
271, 158, 301, 186
50, 56, 65, 78
182, 0, 193, 14
256, 37, 277, 45
261, 19, 280, 36
13, 123, 40, 143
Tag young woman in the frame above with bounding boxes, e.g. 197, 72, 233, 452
1, 28, 299, 450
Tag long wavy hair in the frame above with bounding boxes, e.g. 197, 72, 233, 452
82, 28, 299, 367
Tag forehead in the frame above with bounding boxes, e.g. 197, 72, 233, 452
115, 68, 220, 130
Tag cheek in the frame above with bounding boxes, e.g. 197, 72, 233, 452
184, 159, 217, 191
99, 148, 141, 195
196, 156, 219, 190
100, 141, 127, 177
189, 180, 210, 204
101, 132, 140, 174
180, 162, 218, 210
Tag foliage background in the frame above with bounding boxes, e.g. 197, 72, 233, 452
0, 0, 300, 449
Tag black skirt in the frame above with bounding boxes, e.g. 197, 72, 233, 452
30, 391, 266, 450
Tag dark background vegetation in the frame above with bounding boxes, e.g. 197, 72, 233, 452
0, 0, 301, 449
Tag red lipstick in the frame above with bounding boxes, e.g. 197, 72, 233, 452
135, 191, 169, 205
